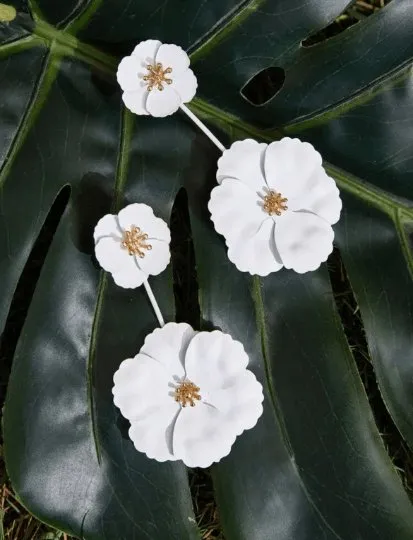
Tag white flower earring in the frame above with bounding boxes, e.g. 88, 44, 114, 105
93, 202, 264, 467
112, 323, 263, 467
116, 40, 342, 277
208, 138, 342, 275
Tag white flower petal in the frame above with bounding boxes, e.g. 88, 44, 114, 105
95, 236, 134, 273
275, 211, 334, 273
113, 353, 180, 462
93, 214, 120, 242
173, 403, 237, 468
216, 139, 267, 192
118, 203, 170, 242
122, 89, 149, 116
146, 86, 181, 117
264, 138, 323, 200
185, 331, 249, 394
140, 322, 196, 378
207, 371, 264, 436
112, 263, 147, 289
131, 39, 162, 66
136, 238, 170, 277
113, 355, 170, 421
289, 169, 342, 225
156, 44, 190, 76
227, 216, 283, 276
129, 408, 180, 462
209, 178, 283, 274
117, 56, 143, 92
172, 69, 197, 103
208, 179, 266, 243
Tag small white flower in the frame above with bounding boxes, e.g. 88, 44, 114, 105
94, 203, 171, 288
112, 323, 264, 468
117, 39, 197, 118
208, 138, 342, 275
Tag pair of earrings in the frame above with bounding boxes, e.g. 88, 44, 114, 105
94, 40, 342, 468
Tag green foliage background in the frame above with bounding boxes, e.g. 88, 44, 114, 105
1, 0, 413, 539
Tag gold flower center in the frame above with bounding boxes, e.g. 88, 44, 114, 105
174, 380, 201, 407
143, 62, 173, 91
121, 226, 152, 258
263, 190, 288, 216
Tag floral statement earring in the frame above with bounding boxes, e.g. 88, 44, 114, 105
94, 203, 264, 467
117, 40, 342, 277
105, 38, 343, 467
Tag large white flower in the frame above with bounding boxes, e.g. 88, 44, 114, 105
94, 203, 170, 288
112, 323, 264, 468
117, 39, 197, 118
208, 138, 342, 275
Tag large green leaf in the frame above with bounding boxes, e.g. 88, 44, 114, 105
1, 1, 413, 538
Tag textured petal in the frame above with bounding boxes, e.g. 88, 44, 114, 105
131, 39, 162, 65
117, 56, 142, 92
264, 138, 323, 200
172, 69, 197, 103
122, 89, 149, 116
129, 409, 180, 462
146, 86, 181, 117
136, 238, 170, 277
185, 331, 249, 395
227, 216, 283, 276
289, 169, 342, 225
156, 44, 190, 76
112, 261, 147, 289
206, 371, 264, 435
275, 211, 334, 273
209, 180, 282, 275
173, 403, 237, 468
95, 236, 135, 273
208, 179, 266, 243
217, 139, 267, 193
113, 351, 180, 462
140, 322, 196, 378
118, 203, 170, 241
113, 355, 171, 421
93, 214, 121, 242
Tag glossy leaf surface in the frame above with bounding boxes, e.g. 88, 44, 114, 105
1, 1, 413, 538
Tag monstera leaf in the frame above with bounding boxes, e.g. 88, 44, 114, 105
1, 0, 413, 538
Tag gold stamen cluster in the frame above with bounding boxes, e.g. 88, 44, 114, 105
174, 381, 201, 407
263, 190, 288, 216
121, 226, 152, 258
143, 63, 173, 91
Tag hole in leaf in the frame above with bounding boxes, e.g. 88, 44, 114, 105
190, 468, 222, 537
170, 188, 200, 329
328, 248, 413, 496
240, 66, 285, 106
0, 186, 71, 419
302, 0, 392, 47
